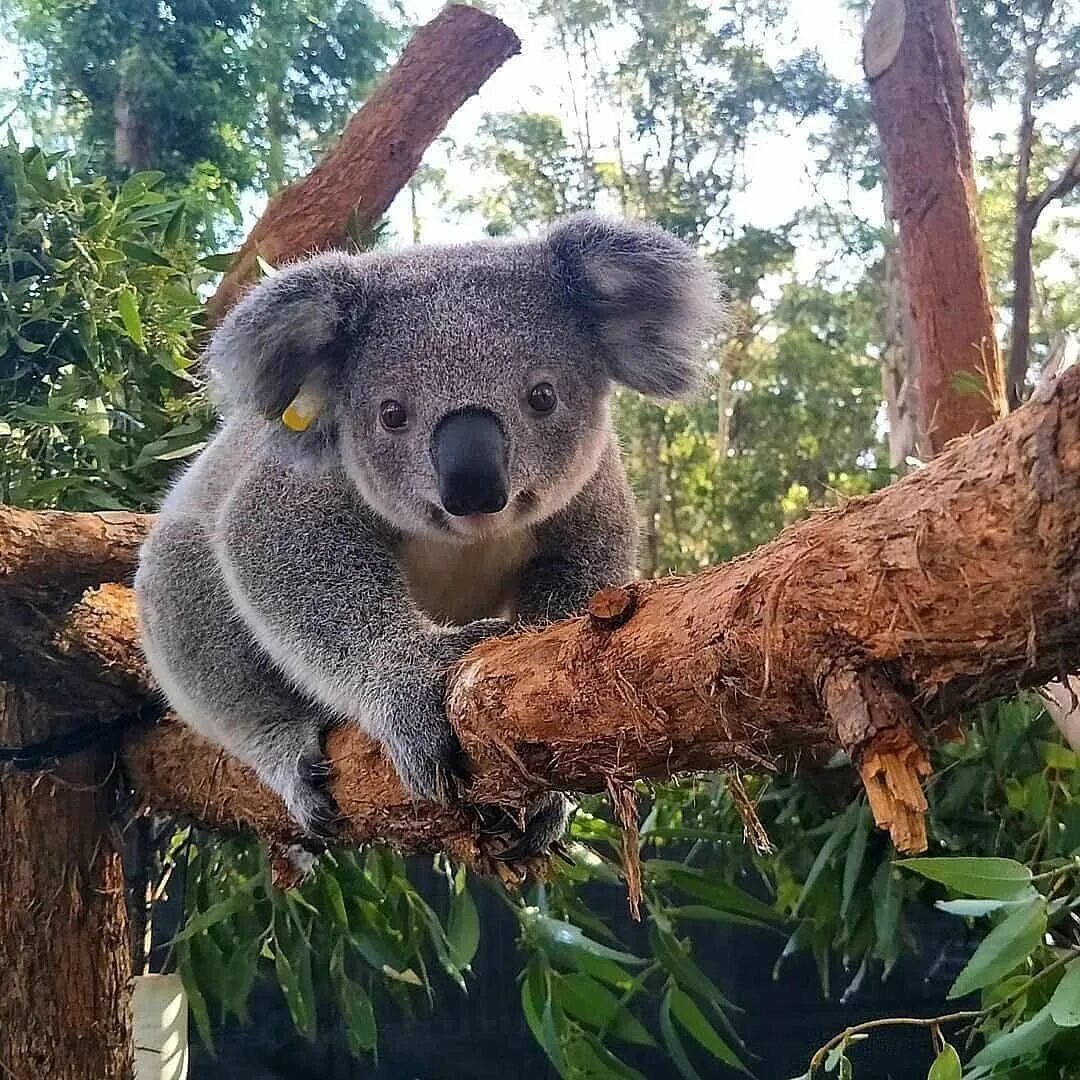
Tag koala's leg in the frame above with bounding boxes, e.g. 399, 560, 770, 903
136, 517, 340, 835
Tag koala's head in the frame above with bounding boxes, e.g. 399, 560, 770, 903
209, 214, 719, 542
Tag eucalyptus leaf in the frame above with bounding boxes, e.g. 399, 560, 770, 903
947, 898, 1046, 1000
895, 858, 1033, 900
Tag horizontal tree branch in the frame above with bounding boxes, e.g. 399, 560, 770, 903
204, 5, 520, 325
3, 365, 1080, 865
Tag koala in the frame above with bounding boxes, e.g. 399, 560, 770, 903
134, 213, 717, 858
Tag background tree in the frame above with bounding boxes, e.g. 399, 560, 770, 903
9, 0, 397, 195
959, 0, 1080, 408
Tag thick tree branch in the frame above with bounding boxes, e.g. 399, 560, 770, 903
204, 6, 520, 324
3, 365, 1080, 862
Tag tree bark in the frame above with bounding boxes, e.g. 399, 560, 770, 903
4, 361, 1080, 866
882, 240, 922, 467
114, 49, 156, 173
204, 5, 520, 324
864, 0, 1005, 452
0, 685, 133, 1080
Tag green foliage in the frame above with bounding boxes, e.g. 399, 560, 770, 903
9, 0, 397, 193
173, 837, 482, 1058
0, 143, 214, 509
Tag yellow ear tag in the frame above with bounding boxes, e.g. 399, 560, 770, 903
281, 386, 322, 432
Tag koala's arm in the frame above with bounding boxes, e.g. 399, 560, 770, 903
213, 451, 503, 801
517, 439, 638, 625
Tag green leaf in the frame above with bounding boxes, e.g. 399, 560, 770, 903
659, 986, 702, 1080
871, 860, 903, 976
330, 943, 377, 1058
116, 288, 144, 348
171, 878, 260, 943
154, 440, 207, 461
119, 241, 173, 267
177, 940, 215, 1057
446, 871, 481, 969
966, 1003, 1059, 1070
669, 905, 783, 932
320, 870, 349, 929
15, 335, 45, 353
935, 897, 1036, 918
220, 939, 261, 1021
947, 898, 1046, 1000
199, 251, 238, 271
648, 864, 782, 925
120, 171, 165, 201
163, 203, 186, 247
572, 952, 635, 991
1043, 742, 1080, 770
927, 1043, 961, 1080
650, 923, 740, 1012
565, 1033, 647, 1080
840, 804, 871, 921
895, 858, 1032, 900
521, 956, 563, 1074
553, 973, 655, 1046
274, 943, 308, 1035
793, 806, 857, 915
528, 913, 647, 968
1049, 958, 1080, 1027
668, 985, 748, 1072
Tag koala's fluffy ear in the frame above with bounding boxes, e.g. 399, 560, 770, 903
207, 252, 371, 419
548, 213, 720, 399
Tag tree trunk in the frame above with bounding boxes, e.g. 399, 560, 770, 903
863, 0, 1004, 452
881, 240, 922, 467
114, 50, 155, 173
205, 5, 520, 324
0, 685, 133, 1079
3, 359, 1080, 866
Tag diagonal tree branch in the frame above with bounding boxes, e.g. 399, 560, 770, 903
1028, 145, 1080, 224
204, 5, 521, 325
3, 363, 1080, 866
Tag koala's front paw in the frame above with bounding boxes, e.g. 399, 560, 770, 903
379, 678, 472, 805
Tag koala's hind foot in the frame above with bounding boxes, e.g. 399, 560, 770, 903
262, 725, 342, 839
479, 792, 575, 862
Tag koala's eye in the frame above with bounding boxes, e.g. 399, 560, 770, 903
379, 400, 408, 430
528, 382, 557, 414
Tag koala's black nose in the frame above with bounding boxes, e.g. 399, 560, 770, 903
432, 408, 509, 517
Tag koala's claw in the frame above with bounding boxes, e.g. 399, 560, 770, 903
283, 746, 342, 839
491, 793, 574, 863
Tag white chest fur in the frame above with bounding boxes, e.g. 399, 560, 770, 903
400, 528, 537, 626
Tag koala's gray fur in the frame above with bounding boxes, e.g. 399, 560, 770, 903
135, 213, 718, 855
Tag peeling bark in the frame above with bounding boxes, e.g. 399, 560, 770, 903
3, 364, 1080, 861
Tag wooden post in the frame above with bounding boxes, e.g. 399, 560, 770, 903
0, 686, 133, 1079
